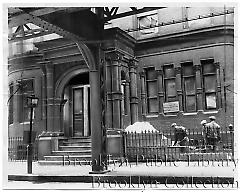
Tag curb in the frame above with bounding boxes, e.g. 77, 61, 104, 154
8, 175, 234, 184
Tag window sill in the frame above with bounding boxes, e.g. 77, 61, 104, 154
202, 111, 219, 114
145, 114, 159, 118
182, 112, 198, 116
20, 121, 33, 125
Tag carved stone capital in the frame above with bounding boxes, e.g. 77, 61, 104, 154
105, 52, 122, 62
129, 59, 138, 69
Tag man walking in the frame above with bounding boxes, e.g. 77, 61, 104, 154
204, 116, 221, 152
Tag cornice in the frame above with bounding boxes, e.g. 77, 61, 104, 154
136, 25, 234, 45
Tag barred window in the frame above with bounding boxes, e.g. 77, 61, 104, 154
146, 67, 158, 113
201, 59, 217, 110
182, 62, 196, 112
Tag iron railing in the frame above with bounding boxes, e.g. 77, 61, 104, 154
8, 137, 38, 161
124, 129, 234, 161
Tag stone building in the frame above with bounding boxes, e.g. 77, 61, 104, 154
7, 7, 234, 168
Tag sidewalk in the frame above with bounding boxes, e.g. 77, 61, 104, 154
5, 160, 238, 190
7, 160, 236, 178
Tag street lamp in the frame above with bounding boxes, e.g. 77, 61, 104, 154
26, 94, 39, 174
228, 124, 234, 159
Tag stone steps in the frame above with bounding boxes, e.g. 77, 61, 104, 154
44, 155, 92, 161
59, 146, 91, 151
52, 150, 91, 156
38, 137, 92, 165
38, 159, 118, 166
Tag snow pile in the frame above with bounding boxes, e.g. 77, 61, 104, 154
125, 122, 159, 133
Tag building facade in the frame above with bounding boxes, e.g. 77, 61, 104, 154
8, 7, 234, 139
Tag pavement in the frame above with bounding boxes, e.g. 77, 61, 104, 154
5, 159, 238, 186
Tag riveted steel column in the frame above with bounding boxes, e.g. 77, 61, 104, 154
194, 64, 203, 111
129, 60, 138, 124
90, 68, 105, 171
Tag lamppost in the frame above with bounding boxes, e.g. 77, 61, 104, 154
26, 94, 39, 174
228, 124, 234, 159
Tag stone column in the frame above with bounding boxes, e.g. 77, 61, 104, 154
111, 53, 122, 129
45, 63, 55, 131
39, 62, 47, 131
54, 98, 62, 132
125, 80, 131, 117
194, 64, 204, 112
175, 66, 183, 112
140, 72, 147, 117
105, 58, 113, 128
156, 69, 164, 114
129, 59, 138, 124
215, 62, 222, 108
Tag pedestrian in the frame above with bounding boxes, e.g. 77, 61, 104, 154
200, 120, 207, 147
171, 123, 189, 148
204, 116, 221, 152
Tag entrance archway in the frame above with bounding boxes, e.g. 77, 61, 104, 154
55, 67, 90, 137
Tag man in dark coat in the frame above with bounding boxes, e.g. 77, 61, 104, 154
203, 116, 221, 152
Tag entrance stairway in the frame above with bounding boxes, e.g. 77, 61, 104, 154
38, 137, 92, 166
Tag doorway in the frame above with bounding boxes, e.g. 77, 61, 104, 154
72, 85, 90, 137
62, 72, 90, 137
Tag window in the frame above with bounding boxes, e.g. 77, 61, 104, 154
138, 14, 158, 35
182, 62, 196, 112
201, 59, 217, 110
164, 65, 177, 102
8, 84, 14, 124
146, 67, 158, 113
18, 79, 34, 122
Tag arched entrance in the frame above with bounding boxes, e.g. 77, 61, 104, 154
63, 73, 90, 137
55, 67, 90, 138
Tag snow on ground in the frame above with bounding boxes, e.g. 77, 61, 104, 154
125, 122, 159, 133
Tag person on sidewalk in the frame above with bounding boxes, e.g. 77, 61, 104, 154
172, 123, 189, 152
200, 120, 208, 148
204, 116, 221, 152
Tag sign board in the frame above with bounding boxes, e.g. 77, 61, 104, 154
163, 101, 179, 113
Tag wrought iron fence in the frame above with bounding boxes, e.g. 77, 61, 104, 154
124, 129, 234, 161
8, 137, 38, 161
